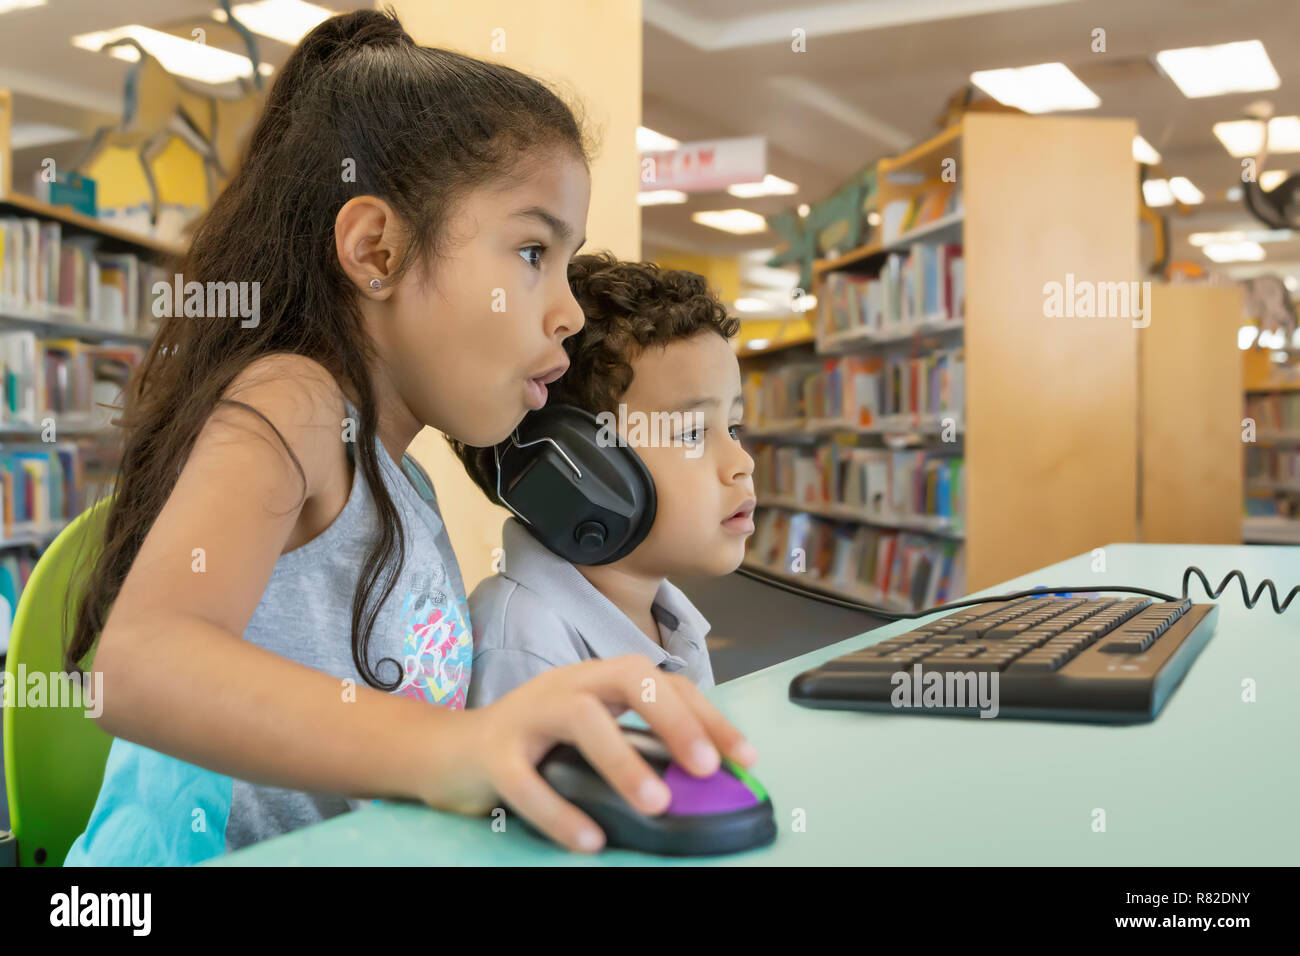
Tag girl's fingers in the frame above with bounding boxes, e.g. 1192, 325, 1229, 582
577, 656, 720, 778
662, 674, 759, 768
495, 757, 605, 854
564, 696, 672, 815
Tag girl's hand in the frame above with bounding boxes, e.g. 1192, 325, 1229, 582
425, 654, 757, 852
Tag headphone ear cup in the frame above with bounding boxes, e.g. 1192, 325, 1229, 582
606, 436, 656, 563
497, 405, 656, 565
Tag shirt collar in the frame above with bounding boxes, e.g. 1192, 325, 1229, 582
499, 518, 711, 664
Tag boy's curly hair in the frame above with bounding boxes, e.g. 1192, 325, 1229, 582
446, 250, 740, 503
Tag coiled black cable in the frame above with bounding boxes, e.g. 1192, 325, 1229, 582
735, 563, 1297, 621
1182, 567, 1298, 614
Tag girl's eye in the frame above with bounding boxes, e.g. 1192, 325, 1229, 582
680, 427, 705, 445
729, 423, 745, 440
518, 244, 544, 269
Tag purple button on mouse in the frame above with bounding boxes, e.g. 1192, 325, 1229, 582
663, 763, 761, 816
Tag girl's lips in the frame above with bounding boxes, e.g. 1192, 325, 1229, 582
524, 377, 547, 410
523, 360, 568, 411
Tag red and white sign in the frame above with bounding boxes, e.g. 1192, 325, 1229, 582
640, 136, 767, 193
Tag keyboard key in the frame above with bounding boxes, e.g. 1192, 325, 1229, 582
1099, 635, 1152, 653
840, 648, 892, 659
1010, 631, 1055, 646
926, 634, 969, 645
1007, 656, 1065, 673
875, 638, 921, 650
823, 656, 912, 672
920, 659, 977, 673
1074, 622, 1111, 638
982, 622, 1039, 638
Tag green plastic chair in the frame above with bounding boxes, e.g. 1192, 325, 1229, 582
3, 497, 115, 866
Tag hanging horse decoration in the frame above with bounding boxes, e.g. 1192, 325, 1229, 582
72, 1, 268, 241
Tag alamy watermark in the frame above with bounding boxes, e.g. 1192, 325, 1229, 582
50, 886, 150, 935
1, 666, 103, 718
152, 274, 260, 328
1043, 274, 1150, 328
596, 404, 709, 458
890, 664, 1000, 718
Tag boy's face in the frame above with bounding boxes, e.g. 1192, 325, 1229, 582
385, 149, 591, 446
615, 331, 756, 577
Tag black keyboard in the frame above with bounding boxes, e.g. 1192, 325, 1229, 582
789, 595, 1219, 723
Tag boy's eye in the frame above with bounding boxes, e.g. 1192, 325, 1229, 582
729, 423, 744, 440
518, 244, 544, 269
680, 427, 705, 445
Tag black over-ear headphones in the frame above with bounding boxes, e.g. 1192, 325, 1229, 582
493, 405, 657, 565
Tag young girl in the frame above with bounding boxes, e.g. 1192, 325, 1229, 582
60, 9, 755, 865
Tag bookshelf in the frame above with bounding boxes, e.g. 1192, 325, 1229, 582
0, 193, 185, 260
735, 331, 815, 357
1242, 346, 1300, 544
0, 168, 176, 631
741, 114, 1142, 609
0, 306, 153, 346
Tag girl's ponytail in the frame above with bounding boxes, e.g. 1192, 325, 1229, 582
248, 9, 412, 154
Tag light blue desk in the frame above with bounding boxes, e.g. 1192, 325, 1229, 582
215, 544, 1299, 866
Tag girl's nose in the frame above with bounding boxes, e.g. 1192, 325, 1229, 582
550, 285, 586, 340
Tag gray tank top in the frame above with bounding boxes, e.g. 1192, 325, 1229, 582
224, 397, 473, 850
66, 398, 473, 865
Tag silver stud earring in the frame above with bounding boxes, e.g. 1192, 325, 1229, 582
369, 278, 382, 290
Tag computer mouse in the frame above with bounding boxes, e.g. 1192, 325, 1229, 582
533, 727, 776, 856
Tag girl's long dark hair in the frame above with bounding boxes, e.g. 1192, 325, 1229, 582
65, 9, 589, 689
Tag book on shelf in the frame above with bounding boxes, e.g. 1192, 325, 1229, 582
0, 441, 87, 536
748, 505, 965, 611
1, 546, 37, 587
820, 241, 963, 341
1244, 496, 1296, 519
0, 549, 38, 646
0, 330, 143, 427
879, 183, 963, 244
1246, 444, 1300, 489
1245, 392, 1300, 432
1, 331, 38, 423
747, 348, 964, 429
753, 442, 965, 529
912, 182, 956, 227
807, 355, 884, 426
33, 170, 98, 218
885, 349, 966, 424
742, 361, 823, 427
0, 437, 118, 619
880, 200, 910, 246
0, 214, 164, 335
95, 253, 140, 332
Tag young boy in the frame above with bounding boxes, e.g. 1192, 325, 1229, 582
449, 252, 756, 707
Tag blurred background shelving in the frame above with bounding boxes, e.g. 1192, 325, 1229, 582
0, 187, 169, 626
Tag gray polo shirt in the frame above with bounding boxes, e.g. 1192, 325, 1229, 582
466, 518, 715, 707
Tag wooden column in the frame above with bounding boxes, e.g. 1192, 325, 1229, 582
1140, 283, 1245, 543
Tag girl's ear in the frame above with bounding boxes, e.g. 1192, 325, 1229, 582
335, 196, 405, 299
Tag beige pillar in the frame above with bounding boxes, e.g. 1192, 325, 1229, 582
389, 0, 642, 591
0, 88, 11, 196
